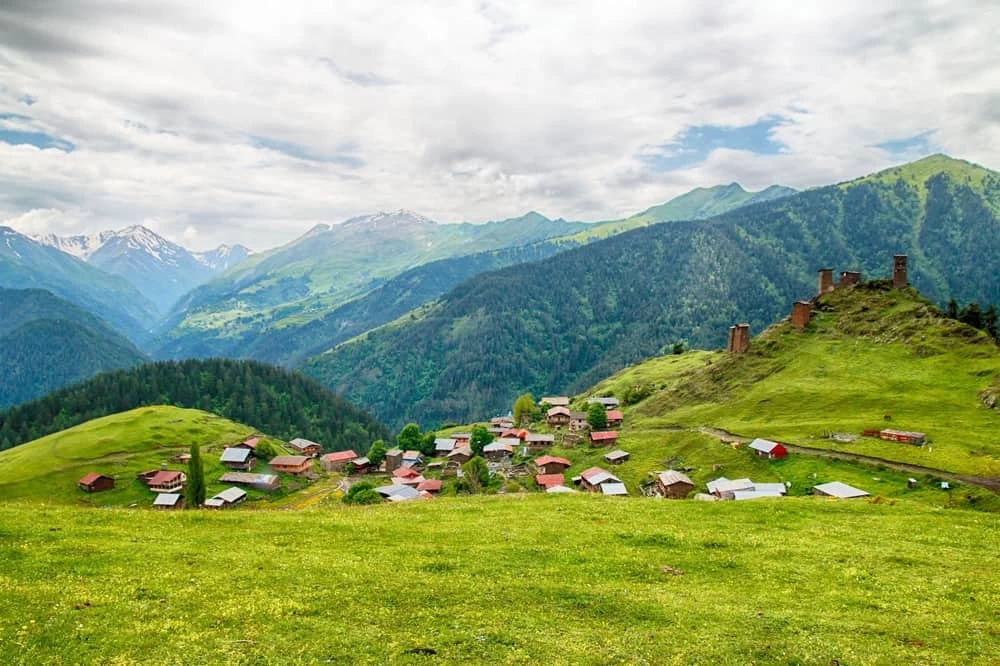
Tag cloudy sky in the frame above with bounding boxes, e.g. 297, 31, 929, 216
0, 0, 996, 251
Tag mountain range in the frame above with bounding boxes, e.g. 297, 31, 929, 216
33, 226, 251, 314
300, 154, 1000, 428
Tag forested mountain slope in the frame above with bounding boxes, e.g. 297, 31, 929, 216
302, 155, 1000, 428
0, 288, 147, 409
0, 359, 389, 452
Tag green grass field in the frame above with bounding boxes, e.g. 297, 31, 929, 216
0, 406, 309, 507
0, 497, 997, 665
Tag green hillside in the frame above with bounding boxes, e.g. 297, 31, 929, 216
0, 359, 389, 453
592, 282, 1000, 480
302, 155, 1000, 428
0, 497, 996, 664
0, 406, 281, 505
559, 182, 796, 243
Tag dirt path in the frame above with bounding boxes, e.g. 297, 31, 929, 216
690, 426, 1000, 493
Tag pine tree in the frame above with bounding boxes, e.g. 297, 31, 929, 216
185, 443, 206, 508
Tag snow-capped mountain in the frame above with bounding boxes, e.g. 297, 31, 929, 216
34, 226, 253, 314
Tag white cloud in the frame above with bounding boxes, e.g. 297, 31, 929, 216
0, 0, 997, 251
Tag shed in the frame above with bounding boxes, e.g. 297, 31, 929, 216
748, 438, 788, 460
219, 472, 280, 492
384, 448, 404, 472
605, 410, 624, 427
535, 473, 566, 489
814, 481, 869, 499
603, 449, 630, 465
206, 486, 247, 508
656, 470, 694, 499
220, 446, 256, 471
587, 397, 620, 409
434, 438, 457, 454
580, 466, 621, 492
234, 436, 260, 451
153, 493, 184, 510
879, 429, 926, 445
78, 472, 115, 493
320, 449, 358, 472
349, 457, 371, 474
601, 482, 628, 496
288, 438, 322, 457
402, 450, 424, 468
416, 479, 442, 494
706, 477, 753, 497
589, 430, 619, 447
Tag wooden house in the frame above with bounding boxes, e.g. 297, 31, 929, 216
288, 438, 322, 457
603, 449, 629, 465
417, 479, 442, 494
350, 457, 371, 474
605, 410, 624, 427
589, 430, 619, 447
78, 472, 114, 493
434, 438, 457, 455
320, 450, 358, 472
402, 450, 424, 469
219, 472, 280, 492
546, 406, 571, 427
234, 436, 260, 451
579, 466, 621, 493
153, 493, 184, 510
269, 455, 313, 476
525, 433, 555, 450
568, 412, 588, 432
451, 433, 472, 446
447, 446, 472, 465
748, 438, 788, 460
540, 396, 570, 408
656, 471, 694, 499
147, 470, 186, 493
384, 448, 404, 472
535, 473, 565, 490
587, 397, 620, 410
483, 441, 514, 462
220, 446, 256, 471
534, 455, 571, 475
393, 466, 422, 480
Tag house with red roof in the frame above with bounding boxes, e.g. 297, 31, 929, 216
147, 470, 186, 493
320, 450, 359, 472
605, 410, 624, 427
534, 455, 571, 475
78, 472, 114, 493
589, 430, 619, 447
579, 466, 622, 493
535, 473, 566, 490
416, 479, 442, 494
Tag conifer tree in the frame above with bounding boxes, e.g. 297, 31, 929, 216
185, 443, 206, 508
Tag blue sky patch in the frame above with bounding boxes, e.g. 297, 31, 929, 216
0, 127, 75, 152
250, 135, 364, 168
873, 130, 936, 155
642, 115, 788, 172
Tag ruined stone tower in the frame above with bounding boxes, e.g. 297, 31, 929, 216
839, 271, 861, 287
817, 269, 834, 296
727, 323, 750, 353
791, 301, 812, 330
893, 255, 908, 289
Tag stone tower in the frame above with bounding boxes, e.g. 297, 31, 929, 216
727, 323, 750, 353
817, 269, 834, 296
791, 301, 812, 330
893, 255, 907, 289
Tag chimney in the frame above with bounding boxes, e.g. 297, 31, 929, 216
817, 269, 834, 296
791, 301, 812, 330
727, 325, 737, 353
893, 255, 907, 289
839, 271, 861, 287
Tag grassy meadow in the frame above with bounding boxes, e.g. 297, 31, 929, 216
0, 406, 307, 507
0, 496, 997, 665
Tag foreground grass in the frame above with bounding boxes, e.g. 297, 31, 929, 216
0, 497, 997, 665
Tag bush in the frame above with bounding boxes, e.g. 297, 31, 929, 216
343, 482, 382, 505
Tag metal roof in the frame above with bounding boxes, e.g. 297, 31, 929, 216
214, 487, 247, 503
374, 484, 421, 501
601, 483, 628, 496
658, 470, 694, 487
706, 477, 729, 493
434, 438, 456, 451
322, 450, 358, 462
814, 481, 869, 498
204, 498, 225, 507
604, 449, 629, 460
590, 431, 619, 441
733, 489, 785, 501
752, 482, 788, 495
587, 472, 620, 486
289, 438, 321, 451
219, 472, 278, 485
483, 442, 513, 452
546, 485, 575, 493
220, 447, 252, 463
526, 434, 555, 442
587, 397, 620, 406
153, 493, 182, 507
534, 455, 571, 467
748, 438, 782, 454
713, 478, 754, 494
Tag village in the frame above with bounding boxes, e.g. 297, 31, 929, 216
76, 255, 939, 509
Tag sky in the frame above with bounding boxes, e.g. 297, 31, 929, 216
0, 1, 997, 251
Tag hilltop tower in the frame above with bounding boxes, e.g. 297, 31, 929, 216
839, 271, 861, 287
727, 323, 750, 353
893, 255, 908, 289
791, 301, 812, 330
817, 269, 834, 296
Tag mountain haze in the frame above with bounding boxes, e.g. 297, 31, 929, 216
301, 155, 1000, 427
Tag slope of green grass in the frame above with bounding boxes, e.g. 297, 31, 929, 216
0, 497, 997, 664
587, 282, 1000, 479
0, 406, 303, 506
